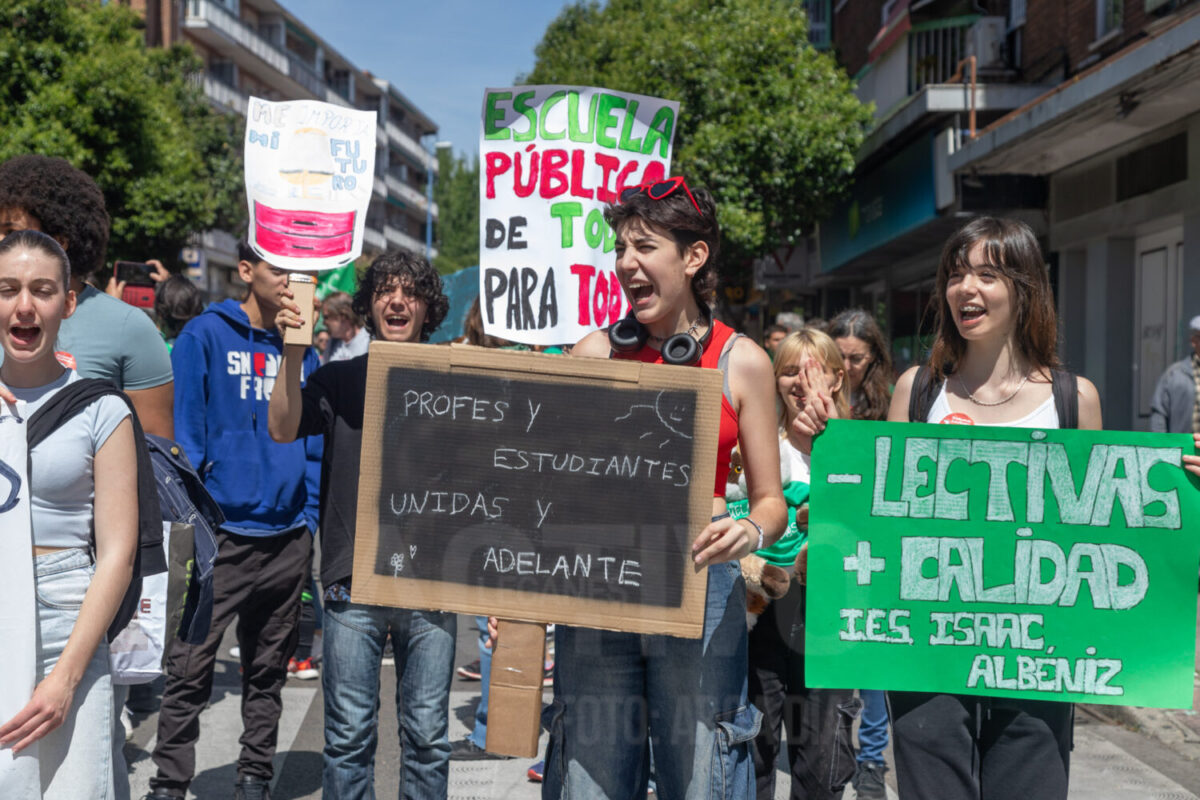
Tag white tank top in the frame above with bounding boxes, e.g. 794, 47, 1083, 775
927, 382, 1059, 429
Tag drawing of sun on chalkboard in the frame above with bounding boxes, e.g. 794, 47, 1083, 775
615, 390, 694, 450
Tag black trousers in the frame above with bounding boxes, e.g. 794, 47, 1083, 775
748, 580, 860, 800
150, 528, 312, 793
888, 691, 1073, 800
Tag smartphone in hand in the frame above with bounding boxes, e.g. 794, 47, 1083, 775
114, 261, 156, 308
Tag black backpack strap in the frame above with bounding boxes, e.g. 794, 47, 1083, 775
907, 366, 942, 423
1051, 370, 1079, 430
26, 377, 165, 640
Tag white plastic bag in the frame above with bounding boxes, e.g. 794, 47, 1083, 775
109, 523, 171, 686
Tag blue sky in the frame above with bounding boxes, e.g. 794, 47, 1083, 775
281, 1, 574, 160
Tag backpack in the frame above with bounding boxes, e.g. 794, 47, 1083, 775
907, 366, 1080, 429
146, 434, 222, 644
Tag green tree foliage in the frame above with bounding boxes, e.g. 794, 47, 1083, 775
524, 0, 871, 272
433, 147, 480, 275
0, 0, 244, 267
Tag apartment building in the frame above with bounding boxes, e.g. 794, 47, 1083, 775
134, 0, 438, 297
804, 0, 1199, 431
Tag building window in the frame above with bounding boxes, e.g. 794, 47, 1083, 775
805, 0, 831, 50
1009, 0, 1026, 28
1096, 0, 1123, 39
209, 60, 237, 89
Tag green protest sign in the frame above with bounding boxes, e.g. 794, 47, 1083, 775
806, 420, 1200, 708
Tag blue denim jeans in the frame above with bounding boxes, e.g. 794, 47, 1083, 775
857, 690, 889, 765
36, 548, 119, 800
469, 616, 492, 749
544, 562, 760, 799
321, 601, 456, 800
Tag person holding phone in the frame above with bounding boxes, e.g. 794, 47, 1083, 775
0, 155, 175, 439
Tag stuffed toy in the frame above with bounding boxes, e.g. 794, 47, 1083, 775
726, 448, 791, 628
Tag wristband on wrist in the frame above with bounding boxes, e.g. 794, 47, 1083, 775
742, 517, 764, 553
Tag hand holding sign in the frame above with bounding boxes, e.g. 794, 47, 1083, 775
1185, 433, 1200, 479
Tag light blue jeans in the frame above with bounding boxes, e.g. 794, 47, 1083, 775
544, 562, 761, 799
321, 601, 456, 800
469, 616, 491, 749
36, 548, 119, 800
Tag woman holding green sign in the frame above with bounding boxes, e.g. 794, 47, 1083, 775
887, 217, 1102, 800
542, 178, 787, 799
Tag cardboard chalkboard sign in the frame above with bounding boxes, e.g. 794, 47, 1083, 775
352, 341, 723, 638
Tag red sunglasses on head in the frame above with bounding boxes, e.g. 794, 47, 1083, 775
618, 176, 703, 217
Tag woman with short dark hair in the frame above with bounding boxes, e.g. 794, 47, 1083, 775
547, 179, 787, 799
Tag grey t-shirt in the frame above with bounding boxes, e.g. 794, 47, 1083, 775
11, 370, 131, 548
56, 285, 173, 390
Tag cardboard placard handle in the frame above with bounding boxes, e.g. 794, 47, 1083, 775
484, 620, 547, 758
284, 273, 316, 347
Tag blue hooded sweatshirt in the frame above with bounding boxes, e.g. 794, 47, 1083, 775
171, 299, 322, 536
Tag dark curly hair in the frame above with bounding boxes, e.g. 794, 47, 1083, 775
353, 249, 448, 342
603, 179, 720, 309
0, 155, 110, 276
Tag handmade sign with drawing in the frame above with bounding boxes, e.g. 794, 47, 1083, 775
478, 85, 680, 346
243, 96, 377, 271
351, 342, 722, 638
805, 419, 1200, 708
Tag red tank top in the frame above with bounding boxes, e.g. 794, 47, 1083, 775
614, 320, 740, 497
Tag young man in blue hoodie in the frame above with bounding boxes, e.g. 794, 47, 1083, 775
268, 249, 456, 800
146, 242, 321, 800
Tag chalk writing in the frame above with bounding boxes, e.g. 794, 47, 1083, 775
807, 420, 1200, 709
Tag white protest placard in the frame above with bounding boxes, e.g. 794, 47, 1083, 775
244, 96, 378, 272
0, 412, 40, 796
479, 86, 680, 346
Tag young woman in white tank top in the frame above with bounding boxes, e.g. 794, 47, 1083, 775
887, 218, 1102, 800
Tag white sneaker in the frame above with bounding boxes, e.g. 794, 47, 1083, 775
229, 645, 241, 659
120, 707, 134, 742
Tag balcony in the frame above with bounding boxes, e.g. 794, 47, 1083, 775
384, 224, 428, 256
364, 226, 386, 253
286, 53, 324, 98
185, 0, 288, 74
857, 16, 1006, 121
200, 74, 248, 114
386, 120, 428, 167
385, 172, 429, 213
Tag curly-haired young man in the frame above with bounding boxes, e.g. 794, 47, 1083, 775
0, 155, 174, 437
267, 249, 455, 800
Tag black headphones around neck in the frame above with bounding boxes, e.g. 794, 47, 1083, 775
608, 311, 713, 366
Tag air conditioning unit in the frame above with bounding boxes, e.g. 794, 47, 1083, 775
967, 17, 1007, 69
